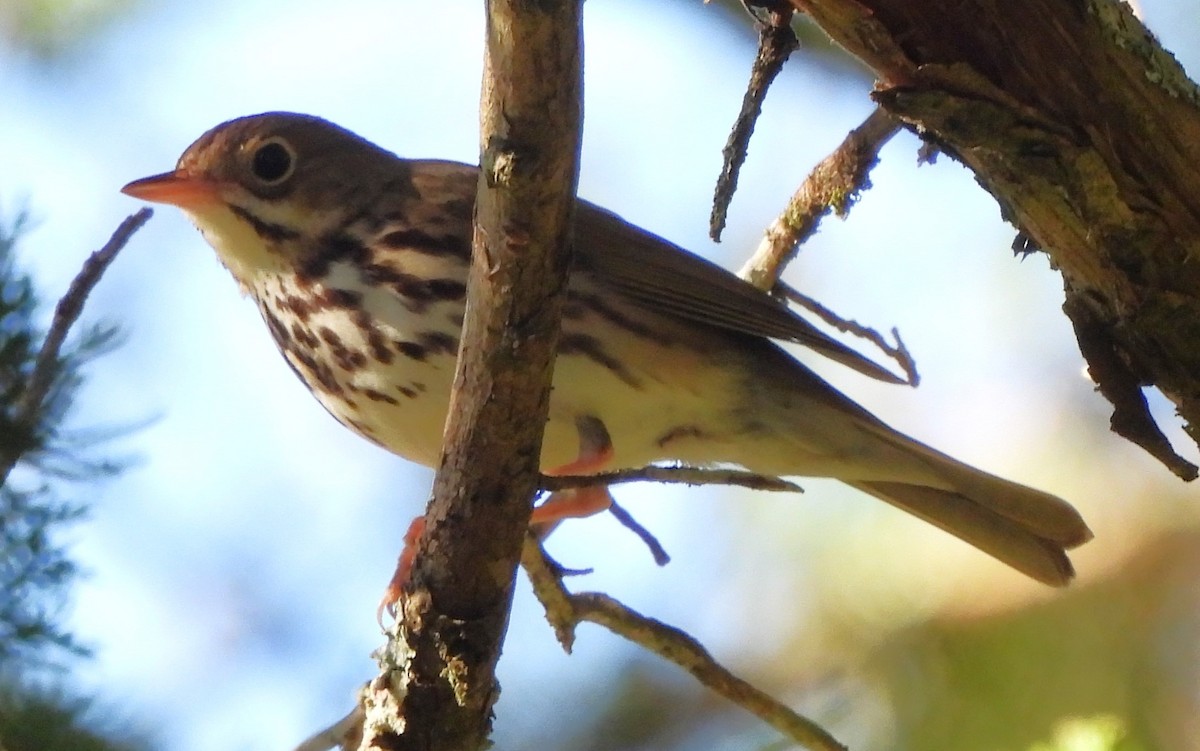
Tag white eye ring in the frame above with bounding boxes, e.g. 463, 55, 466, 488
249, 137, 296, 185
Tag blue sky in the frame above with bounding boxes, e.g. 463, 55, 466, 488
5, 1, 1200, 749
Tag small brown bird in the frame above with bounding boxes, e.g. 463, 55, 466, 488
122, 112, 1091, 594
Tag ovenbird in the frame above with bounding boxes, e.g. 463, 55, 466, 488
121, 112, 1091, 589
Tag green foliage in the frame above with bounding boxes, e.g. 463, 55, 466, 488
0, 682, 150, 751
0, 0, 140, 61
0, 209, 123, 668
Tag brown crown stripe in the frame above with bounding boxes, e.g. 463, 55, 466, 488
229, 204, 301, 244
558, 333, 641, 388
396, 384, 418, 399
377, 228, 471, 261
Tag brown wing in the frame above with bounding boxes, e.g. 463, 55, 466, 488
574, 201, 904, 384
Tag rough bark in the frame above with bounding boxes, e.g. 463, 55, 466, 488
359, 2, 583, 749
791, 0, 1200, 479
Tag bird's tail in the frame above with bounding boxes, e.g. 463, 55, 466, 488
848, 476, 1090, 585
732, 341, 1092, 585
840, 426, 1093, 585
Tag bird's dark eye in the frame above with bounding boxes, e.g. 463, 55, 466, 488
250, 138, 295, 184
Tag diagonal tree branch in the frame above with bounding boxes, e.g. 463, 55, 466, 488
521, 539, 848, 751
738, 105, 899, 290
0, 208, 151, 486
711, 4, 800, 241
359, 2, 584, 749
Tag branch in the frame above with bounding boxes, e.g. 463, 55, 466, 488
711, 5, 799, 241
729, 104, 912, 384
542, 467, 803, 567
359, 2, 583, 749
791, 0, 1200, 476
0, 208, 151, 486
607, 499, 671, 566
521, 540, 848, 751
737, 106, 899, 288
541, 465, 803, 494
778, 282, 920, 387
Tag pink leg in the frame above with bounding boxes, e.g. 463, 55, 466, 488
378, 415, 614, 624
377, 516, 426, 625
533, 415, 615, 534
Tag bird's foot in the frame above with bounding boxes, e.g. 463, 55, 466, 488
377, 414, 615, 627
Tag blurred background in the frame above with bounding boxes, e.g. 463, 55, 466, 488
2, 1, 1199, 749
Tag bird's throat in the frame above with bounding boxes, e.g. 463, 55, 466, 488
183, 203, 293, 290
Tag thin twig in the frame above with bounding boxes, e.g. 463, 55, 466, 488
608, 499, 670, 565
521, 535, 578, 650
12, 209, 152, 425
521, 540, 848, 751
541, 467, 798, 567
711, 7, 798, 241
0, 208, 152, 486
738, 106, 900, 288
779, 281, 920, 387
731, 108, 913, 386
541, 465, 803, 494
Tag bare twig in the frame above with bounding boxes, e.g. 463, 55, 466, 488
730, 107, 912, 386
738, 106, 899, 288
542, 465, 803, 494
0, 208, 152, 486
521, 540, 848, 751
711, 7, 799, 241
541, 466, 800, 567
779, 281, 920, 387
608, 499, 670, 565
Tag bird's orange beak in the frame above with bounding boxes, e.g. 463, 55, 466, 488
121, 170, 221, 209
